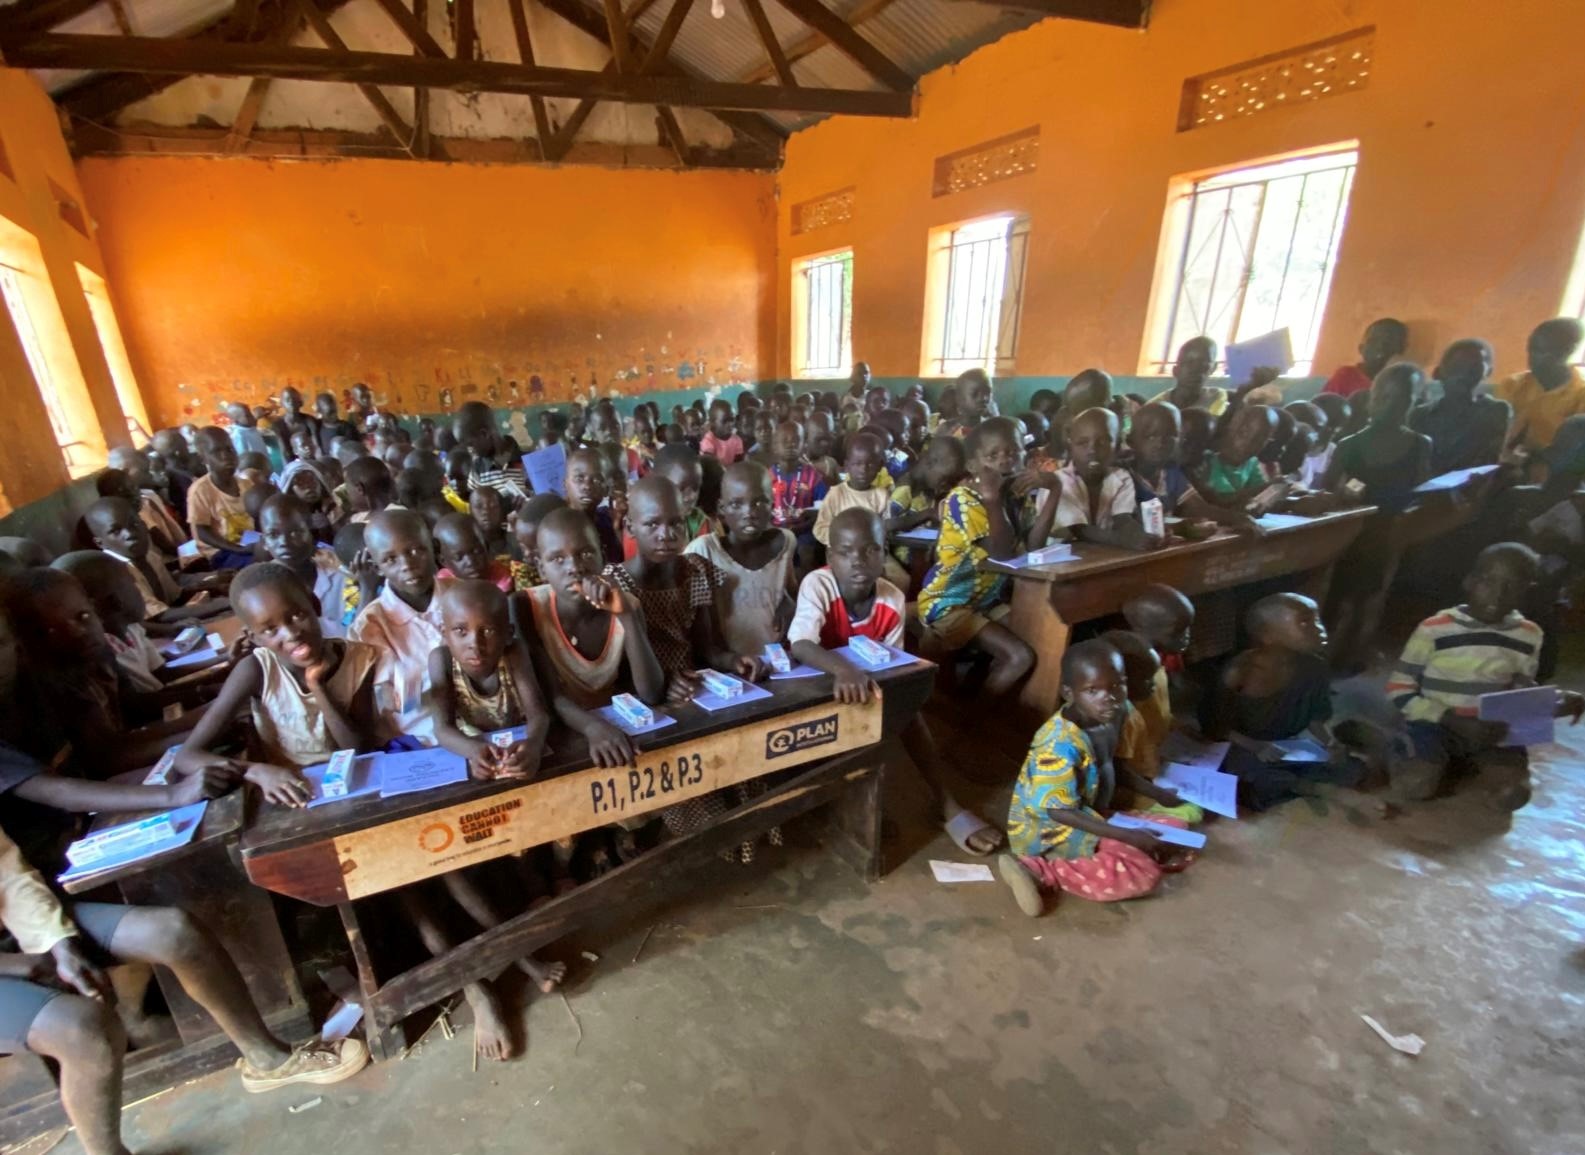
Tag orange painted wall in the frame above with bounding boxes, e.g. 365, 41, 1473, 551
0, 69, 132, 511
75, 156, 778, 428
777, 0, 1585, 381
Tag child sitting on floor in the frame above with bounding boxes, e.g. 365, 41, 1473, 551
684, 462, 796, 657
1122, 583, 1195, 712
510, 493, 566, 591
1200, 593, 1379, 813
429, 579, 549, 780
1386, 542, 1582, 810
916, 417, 1058, 694
349, 509, 450, 742
434, 512, 513, 592
259, 493, 362, 637
1052, 408, 1158, 549
175, 562, 384, 806
997, 640, 1191, 917
789, 508, 1004, 855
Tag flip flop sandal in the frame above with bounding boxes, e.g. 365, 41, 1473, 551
945, 810, 1003, 857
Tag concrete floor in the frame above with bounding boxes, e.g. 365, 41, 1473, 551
27, 680, 1585, 1155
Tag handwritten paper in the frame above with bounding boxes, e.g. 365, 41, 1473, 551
58, 802, 207, 883
1158, 733, 1231, 772
1225, 327, 1293, 384
1158, 762, 1239, 819
1270, 736, 1331, 763
833, 643, 917, 672
929, 860, 995, 883
692, 679, 774, 713
522, 442, 568, 497
302, 755, 382, 808
1413, 464, 1499, 495
1478, 685, 1557, 748
375, 748, 470, 799
593, 704, 679, 736
1107, 813, 1208, 850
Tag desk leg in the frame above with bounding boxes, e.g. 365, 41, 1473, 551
827, 763, 884, 882
339, 901, 403, 1063
1009, 577, 1071, 719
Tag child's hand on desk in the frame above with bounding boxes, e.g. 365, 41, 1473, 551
496, 740, 540, 780
666, 670, 703, 704
585, 719, 637, 768
832, 663, 879, 704
732, 654, 769, 683
1557, 690, 1584, 724
245, 763, 312, 807
167, 764, 242, 806
467, 742, 503, 781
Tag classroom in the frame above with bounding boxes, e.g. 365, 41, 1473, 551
0, 0, 1582, 1150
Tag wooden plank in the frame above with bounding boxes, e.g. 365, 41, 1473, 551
940, 0, 1148, 26
413, 0, 430, 156
735, 0, 897, 83
17, 33, 911, 116
655, 104, 690, 165
0, 0, 104, 41
296, 1, 412, 145
505, 0, 552, 151
453, 0, 474, 60
366, 0, 446, 56
602, 0, 631, 72
105, 0, 136, 36
769, 0, 913, 92
371, 752, 881, 1025
225, 5, 306, 153
742, 0, 797, 87
328, 696, 881, 901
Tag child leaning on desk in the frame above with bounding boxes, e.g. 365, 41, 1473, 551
1385, 542, 1583, 810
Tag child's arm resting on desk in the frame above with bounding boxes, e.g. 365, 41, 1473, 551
429, 645, 494, 778
173, 657, 312, 806
525, 628, 637, 769
192, 523, 244, 554
789, 640, 877, 704
500, 641, 550, 779
1071, 514, 1162, 552
580, 577, 665, 706
10, 760, 240, 814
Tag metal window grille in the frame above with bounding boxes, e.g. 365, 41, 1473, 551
799, 250, 852, 376
930, 215, 1028, 377
0, 263, 94, 471
1151, 150, 1357, 375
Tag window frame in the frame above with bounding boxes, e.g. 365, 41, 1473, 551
790, 247, 854, 380
920, 213, 1030, 379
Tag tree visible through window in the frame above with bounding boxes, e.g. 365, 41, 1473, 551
924, 215, 1029, 377
794, 250, 853, 378
1148, 149, 1358, 374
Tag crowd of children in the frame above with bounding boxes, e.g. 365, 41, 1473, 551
1, 317, 1582, 1145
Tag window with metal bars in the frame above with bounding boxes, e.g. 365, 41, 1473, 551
0, 261, 96, 473
793, 250, 853, 378
1147, 149, 1358, 375
924, 215, 1029, 378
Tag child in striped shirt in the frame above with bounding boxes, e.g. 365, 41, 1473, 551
1387, 542, 1582, 809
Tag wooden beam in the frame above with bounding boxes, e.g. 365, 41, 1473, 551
16, 33, 912, 117
296, 2, 413, 145
533, 0, 785, 149
742, 0, 796, 87
735, 0, 897, 83
105, 0, 136, 37
770, 0, 912, 92
505, 0, 553, 150
225, 6, 303, 153
0, 0, 104, 42
367, 0, 445, 57
413, 0, 430, 156
950, 0, 1148, 26
453, 0, 474, 60
655, 105, 689, 165
602, 0, 631, 71
625, 0, 662, 23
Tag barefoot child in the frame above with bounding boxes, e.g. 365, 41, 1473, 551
685, 462, 796, 656
434, 513, 513, 592
997, 640, 1190, 917
1385, 543, 1581, 809
175, 563, 384, 805
1200, 593, 1376, 812
917, 417, 1058, 694
349, 510, 450, 742
790, 508, 1005, 855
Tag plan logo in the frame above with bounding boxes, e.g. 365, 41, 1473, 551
766, 714, 839, 759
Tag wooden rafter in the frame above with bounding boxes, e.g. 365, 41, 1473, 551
225, 6, 306, 151
11, 33, 912, 117
412, 0, 430, 155
296, 0, 413, 145
655, 105, 689, 166
505, 0, 553, 151
104, 0, 136, 37
735, 0, 897, 84
742, 0, 796, 87
601, 0, 632, 72
952, 0, 1148, 25
0, 0, 105, 41
770, 0, 911, 92
367, 0, 445, 57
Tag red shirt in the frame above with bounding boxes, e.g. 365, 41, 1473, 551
1322, 364, 1373, 398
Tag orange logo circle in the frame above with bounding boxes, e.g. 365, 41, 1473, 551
418, 823, 454, 853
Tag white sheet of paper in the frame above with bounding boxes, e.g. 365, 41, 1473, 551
1254, 513, 1314, 532
1107, 813, 1208, 849
1158, 733, 1231, 772
893, 527, 940, 549
1478, 685, 1557, 748
929, 860, 995, 883
1270, 736, 1331, 763
376, 749, 470, 799
1225, 327, 1293, 383
1158, 762, 1239, 819
1413, 464, 1499, 495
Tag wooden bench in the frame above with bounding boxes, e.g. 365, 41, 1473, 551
982, 508, 1373, 718
240, 661, 936, 1060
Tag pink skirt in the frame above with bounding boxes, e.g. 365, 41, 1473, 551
1018, 816, 1190, 902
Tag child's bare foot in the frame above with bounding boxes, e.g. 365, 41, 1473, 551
517, 955, 567, 994
997, 854, 1044, 917
469, 986, 516, 1062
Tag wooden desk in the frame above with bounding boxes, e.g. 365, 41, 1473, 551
0, 791, 310, 1148
988, 508, 1372, 717
241, 662, 935, 1059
